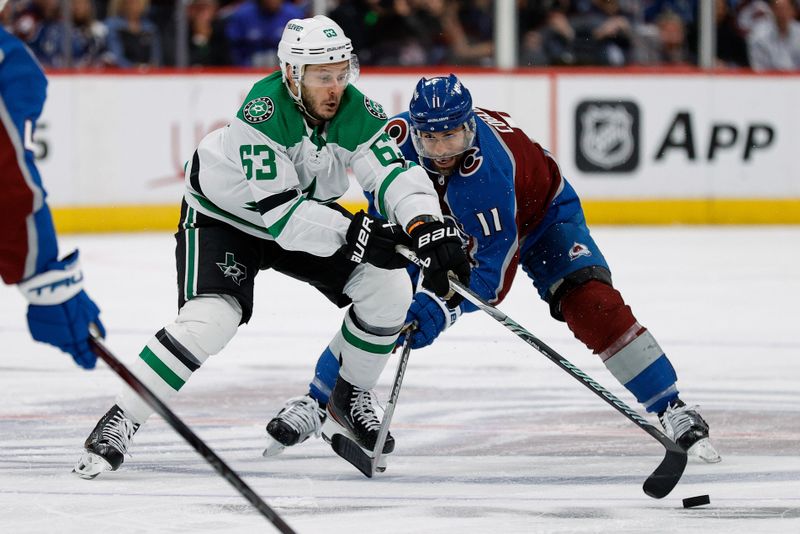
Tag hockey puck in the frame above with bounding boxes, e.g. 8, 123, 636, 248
682, 495, 710, 508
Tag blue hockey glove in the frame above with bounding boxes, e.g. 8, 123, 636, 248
397, 289, 461, 349
18, 250, 104, 369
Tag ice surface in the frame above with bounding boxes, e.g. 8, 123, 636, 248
1, 227, 798, 533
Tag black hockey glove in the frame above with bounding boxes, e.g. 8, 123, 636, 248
408, 217, 471, 307
340, 211, 411, 269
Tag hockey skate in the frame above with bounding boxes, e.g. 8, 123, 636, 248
322, 377, 394, 471
73, 405, 139, 479
659, 399, 721, 463
263, 395, 326, 457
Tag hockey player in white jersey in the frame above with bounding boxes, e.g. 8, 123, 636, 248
73, 15, 470, 479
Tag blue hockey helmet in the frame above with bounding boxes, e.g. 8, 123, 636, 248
408, 75, 477, 166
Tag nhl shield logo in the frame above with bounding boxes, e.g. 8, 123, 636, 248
243, 97, 274, 124
364, 97, 387, 120
575, 100, 639, 173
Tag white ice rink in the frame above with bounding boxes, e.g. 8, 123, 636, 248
1, 226, 798, 533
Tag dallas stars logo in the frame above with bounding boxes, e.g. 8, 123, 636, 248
243, 97, 274, 124
364, 97, 387, 120
216, 252, 247, 285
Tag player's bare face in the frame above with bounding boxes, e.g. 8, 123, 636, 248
301, 61, 350, 121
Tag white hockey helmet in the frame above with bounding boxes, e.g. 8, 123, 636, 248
277, 15, 354, 69
277, 15, 359, 110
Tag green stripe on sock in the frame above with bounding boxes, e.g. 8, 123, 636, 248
139, 346, 186, 391
340, 322, 395, 355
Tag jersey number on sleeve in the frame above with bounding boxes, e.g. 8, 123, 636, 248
475, 207, 502, 236
240, 144, 276, 180
369, 132, 404, 167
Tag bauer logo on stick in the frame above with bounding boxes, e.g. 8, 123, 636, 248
243, 97, 274, 124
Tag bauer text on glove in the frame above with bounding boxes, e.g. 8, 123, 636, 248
407, 217, 470, 306
340, 211, 411, 269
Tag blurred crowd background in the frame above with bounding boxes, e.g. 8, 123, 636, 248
2, 0, 799, 71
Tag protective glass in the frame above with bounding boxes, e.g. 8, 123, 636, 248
411, 117, 476, 160
302, 55, 360, 88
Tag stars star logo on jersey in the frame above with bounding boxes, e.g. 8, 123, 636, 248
568, 242, 592, 261
243, 97, 274, 124
364, 97, 387, 120
216, 252, 247, 285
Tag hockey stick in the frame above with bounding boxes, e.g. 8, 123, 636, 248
87, 331, 296, 534
396, 247, 687, 499
331, 324, 416, 477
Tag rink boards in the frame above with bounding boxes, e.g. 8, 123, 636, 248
34, 69, 800, 231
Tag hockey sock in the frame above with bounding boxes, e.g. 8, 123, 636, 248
328, 307, 400, 390
561, 281, 679, 413
309, 347, 340, 405
117, 295, 241, 423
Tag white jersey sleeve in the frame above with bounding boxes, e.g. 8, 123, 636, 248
349, 129, 441, 229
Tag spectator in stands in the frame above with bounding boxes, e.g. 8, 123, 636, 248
373, 0, 453, 65
736, 0, 774, 37
105, 0, 162, 68
569, 0, 635, 65
186, 0, 230, 65
518, 0, 580, 66
224, 0, 305, 67
10, 0, 59, 45
24, 0, 116, 67
328, 0, 382, 65
439, 0, 493, 65
747, 0, 800, 70
642, 0, 698, 26
709, 0, 750, 67
449, 0, 494, 65
655, 9, 692, 64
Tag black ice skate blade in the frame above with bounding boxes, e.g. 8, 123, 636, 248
331, 434, 374, 478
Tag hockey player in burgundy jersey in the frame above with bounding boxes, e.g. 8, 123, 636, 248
0, 21, 104, 370
264, 74, 720, 464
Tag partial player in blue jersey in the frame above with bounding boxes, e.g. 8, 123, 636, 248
0, 19, 104, 369
263, 74, 720, 464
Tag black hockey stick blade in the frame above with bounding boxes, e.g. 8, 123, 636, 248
330, 433, 374, 478
330, 327, 415, 478
88, 330, 296, 533
642, 433, 688, 499
395, 247, 688, 499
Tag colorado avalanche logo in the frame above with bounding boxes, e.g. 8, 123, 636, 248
579, 104, 635, 170
364, 97, 387, 120
459, 147, 483, 177
243, 97, 274, 124
568, 242, 591, 261
385, 117, 409, 146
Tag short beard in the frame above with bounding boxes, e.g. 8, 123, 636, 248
301, 91, 333, 122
